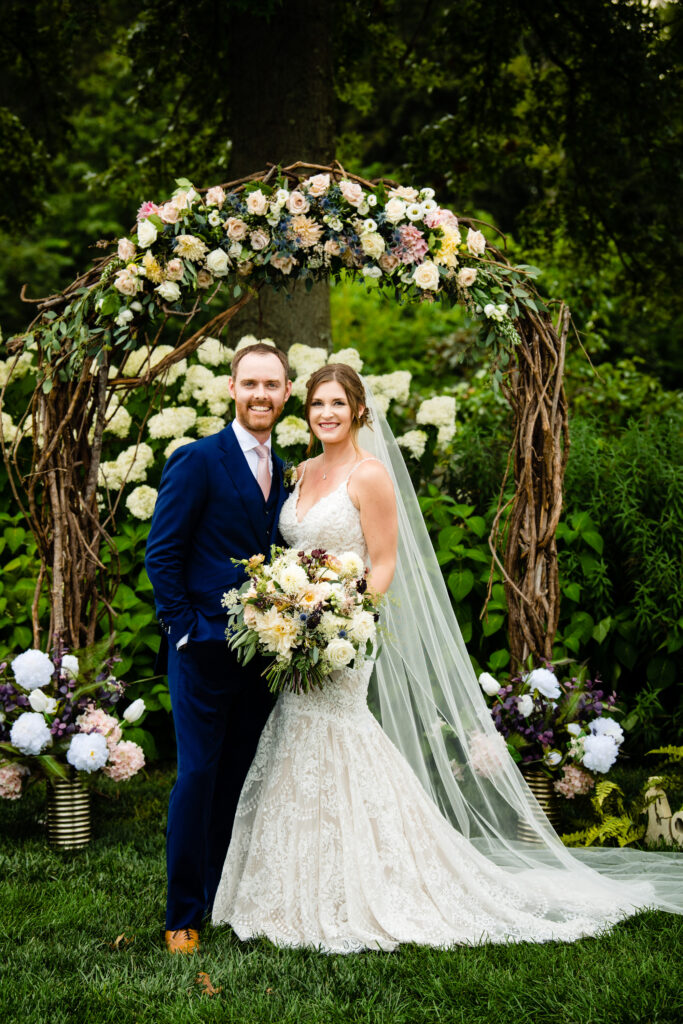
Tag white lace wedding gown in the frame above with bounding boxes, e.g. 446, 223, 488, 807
211, 465, 640, 952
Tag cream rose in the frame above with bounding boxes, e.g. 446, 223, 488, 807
246, 189, 268, 216
339, 180, 364, 207
156, 280, 181, 302
413, 260, 440, 290
117, 238, 136, 262
206, 248, 230, 277
466, 228, 486, 256
384, 197, 406, 224
196, 269, 213, 289
324, 637, 356, 670
137, 219, 158, 248
378, 251, 399, 273
165, 258, 184, 281
456, 267, 477, 288
304, 173, 331, 196
205, 185, 226, 208
360, 231, 386, 259
249, 228, 270, 251
225, 217, 248, 241
159, 202, 180, 224
270, 253, 296, 275
114, 270, 139, 297
286, 190, 310, 215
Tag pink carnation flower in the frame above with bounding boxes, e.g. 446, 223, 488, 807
393, 224, 429, 265
104, 740, 145, 782
76, 704, 122, 752
0, 762, 28, 800
553, 763, 595, 800
137, 201, 161, 221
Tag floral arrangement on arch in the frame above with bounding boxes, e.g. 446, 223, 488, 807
101, 171, 529, 348
0, 644, 147, 800
477, 663, 625, 799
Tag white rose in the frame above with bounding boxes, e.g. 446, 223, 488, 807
457, 267, 477, 288
123, 698, 146, 724
525, 667, 561, 701
115, 308, 134, 328
348, 611, 376, 645
413, 261, 440, 290
303, 173, 331, 196
246, 189, 268, 216
517, 694, 534, 717
206, 248, 230, 277
324, 637, 356, 670
156, 280, 181, 303
28, 689, 58, 714
360, 232, 385, 259
466, 228, 486, 256
61, 654, 79, 678
137, 219, 158, 248
479, 672, 500, 696
384, 198, 406, 224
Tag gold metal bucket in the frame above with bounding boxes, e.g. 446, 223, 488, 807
47, 772, 91, 850
518, 768, 561, 842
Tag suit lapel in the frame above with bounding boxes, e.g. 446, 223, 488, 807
217, 424, 264, 522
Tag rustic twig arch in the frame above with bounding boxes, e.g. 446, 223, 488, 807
0, 161, 569, 670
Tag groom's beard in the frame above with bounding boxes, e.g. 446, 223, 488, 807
238, 399, 285, 435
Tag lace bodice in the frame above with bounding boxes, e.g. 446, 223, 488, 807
278, 461, 371, 564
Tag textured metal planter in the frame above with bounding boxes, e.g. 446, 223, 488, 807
518, 767, 561, 843
47, 771, 91, 850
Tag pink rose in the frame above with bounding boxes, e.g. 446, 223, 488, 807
225, 217, 248, 241
270, 253, 296, 275
136, 201, 160, 221
250, 228, 270, 251
339, 180, 364, 207
196, 269, 213, 289
246, 189, 268, 216
324, 239, 341, 258
378, 251, 400, 273
165, 258, 184, 282
117, 238, 136, 262
286, 190, 310, 215
114, 270, 140, 297
160, 202, 180, 224
205, 186, 226, 208
304, 173, 331, 197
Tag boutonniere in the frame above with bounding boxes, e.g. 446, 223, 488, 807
283, 463, 298, 491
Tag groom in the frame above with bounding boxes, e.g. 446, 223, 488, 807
145, 342, 292, 954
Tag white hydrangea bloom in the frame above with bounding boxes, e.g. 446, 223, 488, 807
288, 343, 328, 377
120, 345, 186, 385
234, 334, 276, 353
195, 416, 226, 437
1, 411, 18, 445
582, 733, 619, 773
290, 375, 309, 403
0, 352, 34, 387
104, 398, 132, 439
147, 406, 197, 439
126, 485, 158, 520
197, 337, 234, 367
164, 437, 195, 458
11, 649, 55, 691
416, 395, 456, 445
329, 348, 363, 372
67, 731, 109, 773
365, 371, 412, 404
275, 415, 309, 448
203, 376, 232, 417
397, 429, 428, 460
374, 393, 390, 417
10, 712, 52, 755
179, 364, 215, 402
115, 442, 155, 484
98, 460, 123, 490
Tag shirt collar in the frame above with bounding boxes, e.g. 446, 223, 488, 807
231, 417, 272, 453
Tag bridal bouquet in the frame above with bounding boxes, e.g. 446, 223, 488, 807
479, 664, 624, 798
0, 642, 146, 801
223, 546, 382, 695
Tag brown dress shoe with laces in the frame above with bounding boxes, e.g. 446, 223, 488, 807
165, 928, 200, 954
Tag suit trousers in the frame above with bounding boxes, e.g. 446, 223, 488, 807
165, 638, 275, 930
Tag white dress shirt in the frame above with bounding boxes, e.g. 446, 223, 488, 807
176, 419, 272, 650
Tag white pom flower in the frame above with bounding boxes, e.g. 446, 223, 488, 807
11, 649, 55, 691
275, 415, 309, 448
479, 672, 500, 696
61, 654, 79, 679
28, 689, 58, 714
10, 712, 52, 755
397, 429, 428, 460
123, 698, 145, 724
524, 667, 561, 701
148, 406, 197, 440
324, 637, 356, 670
582, 733, 619, 773
67, 731, 109, 773
126, 485, 158, 520
329, 348, 363, 372
589, 717, 624, 747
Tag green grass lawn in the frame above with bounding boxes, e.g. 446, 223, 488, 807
1, 767, 682, 1024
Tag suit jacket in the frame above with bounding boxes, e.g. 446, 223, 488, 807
145, 424, 287, 668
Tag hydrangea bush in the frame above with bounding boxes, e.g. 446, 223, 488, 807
477, 662, 624, 797
0, 643, 147, 800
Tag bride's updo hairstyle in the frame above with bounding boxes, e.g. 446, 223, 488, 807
304, 363, 372, 453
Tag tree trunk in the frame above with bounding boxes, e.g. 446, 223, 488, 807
224, 0, 335, 352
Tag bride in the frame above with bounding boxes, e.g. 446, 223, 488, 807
212, 363, 681, 952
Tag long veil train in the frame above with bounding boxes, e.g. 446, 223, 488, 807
359, 379, 683, 922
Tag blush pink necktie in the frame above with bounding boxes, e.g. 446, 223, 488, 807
255, 443, 271, 500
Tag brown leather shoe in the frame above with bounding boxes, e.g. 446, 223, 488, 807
165, 928, 200, 954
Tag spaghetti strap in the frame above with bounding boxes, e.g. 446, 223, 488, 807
344, 457, 382, 484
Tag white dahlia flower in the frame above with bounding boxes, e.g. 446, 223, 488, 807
67, 731, 109, 773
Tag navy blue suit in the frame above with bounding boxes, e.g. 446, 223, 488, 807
145, 423, 287, 930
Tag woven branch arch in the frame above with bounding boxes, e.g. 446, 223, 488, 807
0, 160, 569, 669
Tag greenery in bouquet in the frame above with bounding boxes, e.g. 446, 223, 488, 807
0, 640, 147, 800
224, 546, 382, 696
478, 663, 625, 799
